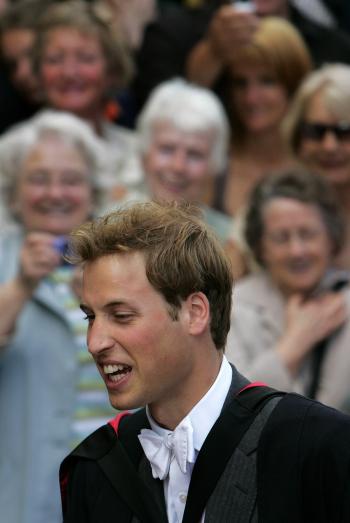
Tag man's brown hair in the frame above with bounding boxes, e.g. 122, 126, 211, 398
69, 201, 233, 350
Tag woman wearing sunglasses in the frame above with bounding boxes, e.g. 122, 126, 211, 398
284, 63, 350, 269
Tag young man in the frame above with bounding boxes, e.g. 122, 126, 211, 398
60, 201, 350, 522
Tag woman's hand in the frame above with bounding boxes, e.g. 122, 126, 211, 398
0, 232, 62, 340
186, 6, 259, 86
208, 6, 259, 63
18, 232, 61, 291
277, 292, 348, 375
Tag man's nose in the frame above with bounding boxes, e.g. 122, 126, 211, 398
87, 319, 114, 357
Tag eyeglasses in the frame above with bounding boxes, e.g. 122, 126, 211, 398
299, 121, 350, 141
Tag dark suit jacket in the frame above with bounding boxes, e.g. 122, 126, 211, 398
60, 366, 350, 522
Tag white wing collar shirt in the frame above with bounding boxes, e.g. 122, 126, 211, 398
138, 356, 233, 523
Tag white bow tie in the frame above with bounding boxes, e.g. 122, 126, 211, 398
138, 417, 195, 480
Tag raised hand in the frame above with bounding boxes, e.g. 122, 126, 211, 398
18, 231, 62, 290
207, 5, 259, 63
277, 292, 348, 374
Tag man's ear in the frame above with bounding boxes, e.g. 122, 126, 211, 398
185, 291, 210, 337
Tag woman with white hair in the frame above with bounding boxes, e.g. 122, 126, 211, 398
135, 78, 234, 243
0, 110, 115, 523
284, 63, 350, 269
0, 109, 111, 227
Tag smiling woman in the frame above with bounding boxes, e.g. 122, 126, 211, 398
284, 63, 350, 269
221, 16, 312, 217
0, 110, 106, 228
134, 78, 235, 247
31, 0, 140, 198
226, 169, 350, 411
0, 110, 116, 523
33, 0, 132, 127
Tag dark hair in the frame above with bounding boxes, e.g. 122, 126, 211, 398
0, 0, 51, 33
245, 169, 345, 265
69, 200, 233, 350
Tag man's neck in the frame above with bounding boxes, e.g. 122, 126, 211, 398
149, 350, 224, 430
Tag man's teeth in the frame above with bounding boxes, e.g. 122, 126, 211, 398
103, 364, 131, 382
104, 364, 125, 374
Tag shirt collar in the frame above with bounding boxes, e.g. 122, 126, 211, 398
146, 356, 232, 452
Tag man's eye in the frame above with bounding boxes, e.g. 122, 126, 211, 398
114, 313, 133, 322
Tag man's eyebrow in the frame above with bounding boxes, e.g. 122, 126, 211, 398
80, 301, 131, 312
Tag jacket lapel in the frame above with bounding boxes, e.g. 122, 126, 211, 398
204, 410, 261, 523
118, 409, 168, 522
224, 364, 250, 406
138, 456, 168, 522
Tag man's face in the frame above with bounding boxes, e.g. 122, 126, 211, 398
142, 121, 214, 203
81, 252, 204, 420
1, 28, 40, 102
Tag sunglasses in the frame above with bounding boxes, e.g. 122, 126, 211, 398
299, 121, 350, 141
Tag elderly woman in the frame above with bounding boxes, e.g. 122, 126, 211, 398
0, 110, 115, 523
32, 0, 140, 193
219, 17, 312, 217
135, 78, 234, 242
225, 169, 350, 411
284, 63, 350, 269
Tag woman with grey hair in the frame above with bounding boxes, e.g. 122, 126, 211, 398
284, 63, 350, 269
0, 110, 115, 523
0, 109, 110, 227
135, 78, 234, 244
226, 169, 350, 411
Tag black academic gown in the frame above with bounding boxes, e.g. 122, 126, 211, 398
60, 369, 350, 523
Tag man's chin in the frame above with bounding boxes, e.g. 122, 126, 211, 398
109, 395, 145, 412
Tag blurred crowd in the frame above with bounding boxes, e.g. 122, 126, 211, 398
1, 0, 350, 522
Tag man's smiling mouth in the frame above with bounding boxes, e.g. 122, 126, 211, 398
103, 364, 132, 383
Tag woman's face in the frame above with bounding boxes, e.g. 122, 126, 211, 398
142, 121, 214, 202
229, 62, 289, 135
13, 136, 94, 235
298, 90, 350, 187
260, 197, 333, 296
40, 27, 109, 119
